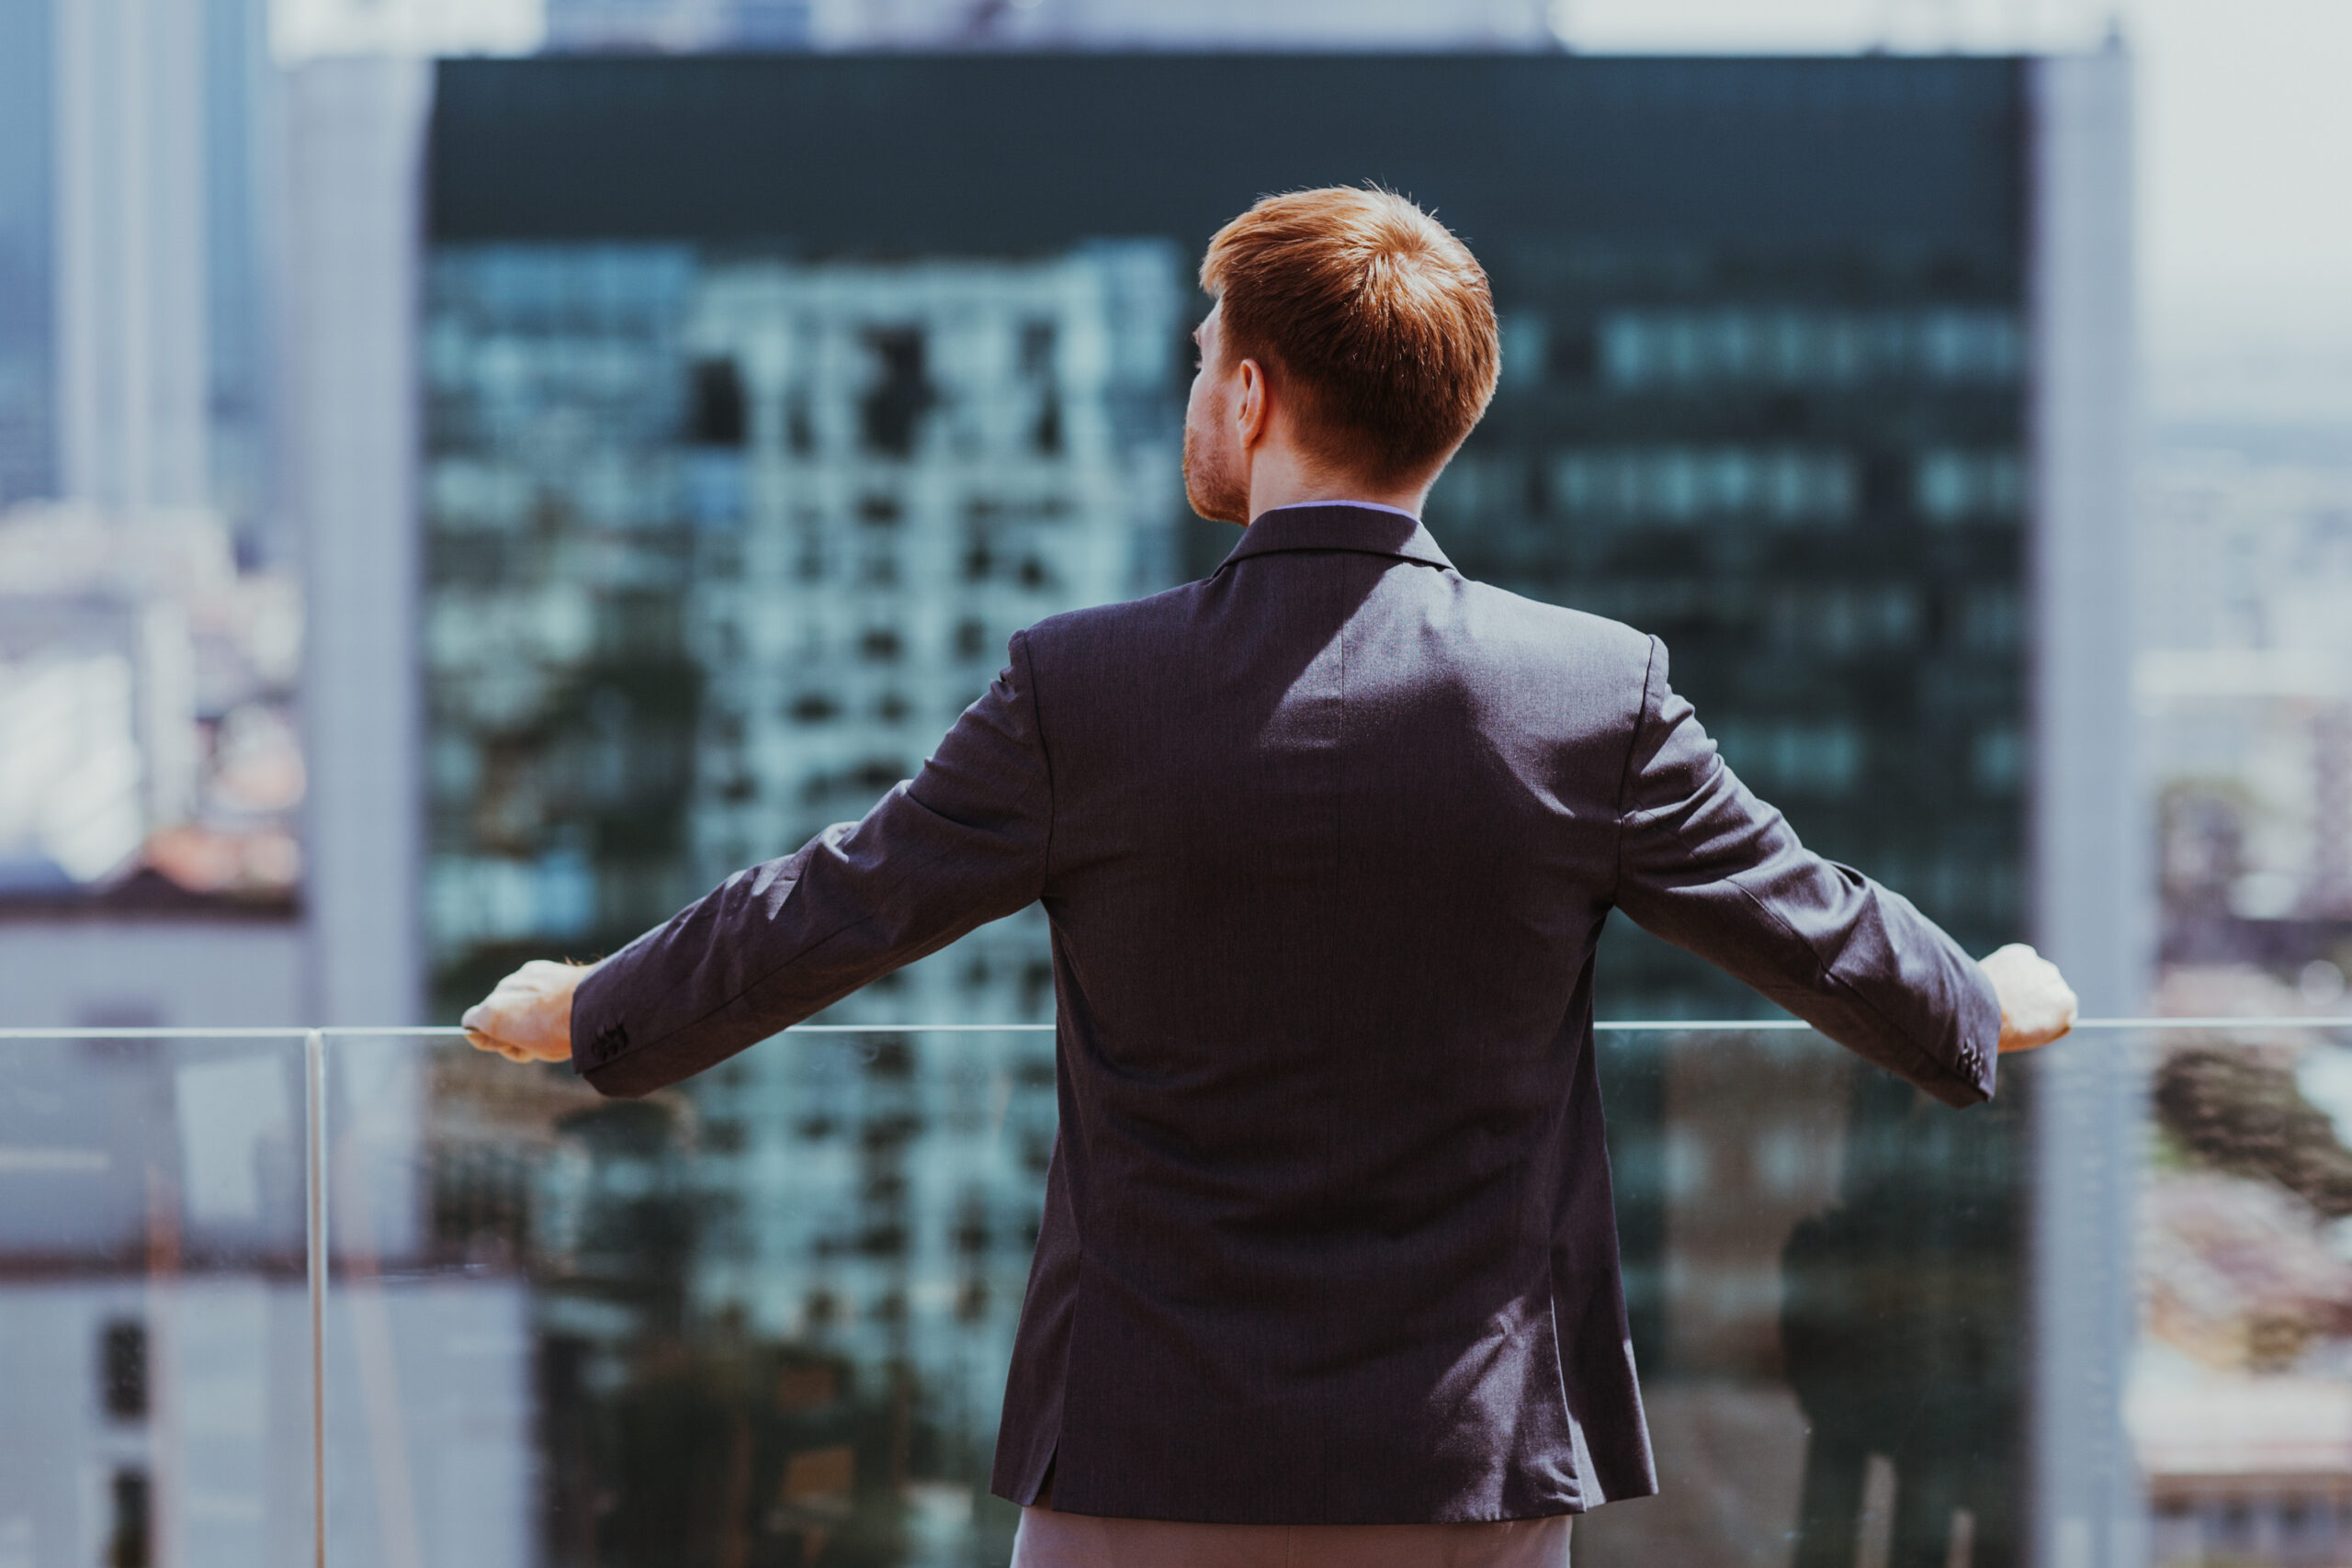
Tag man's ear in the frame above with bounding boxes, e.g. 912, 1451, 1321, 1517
1235, 357, 1269, 449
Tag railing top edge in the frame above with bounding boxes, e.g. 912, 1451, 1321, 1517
1, 1016, 2349, 1041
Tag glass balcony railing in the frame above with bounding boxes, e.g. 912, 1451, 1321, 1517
4, 1018, 2349, 1568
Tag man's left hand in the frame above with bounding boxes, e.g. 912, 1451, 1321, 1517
462, 959, 591, 1063
1980, 943, 2077, 1054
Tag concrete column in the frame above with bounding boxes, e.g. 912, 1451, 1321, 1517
2026, 45, 2148, 1568
282, 59, 433, 1030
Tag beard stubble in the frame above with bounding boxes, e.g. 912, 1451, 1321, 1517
1182, 423, 1250, 525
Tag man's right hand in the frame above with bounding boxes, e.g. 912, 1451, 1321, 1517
462, 959, 591, 1064
1980, 942, 2077, 1053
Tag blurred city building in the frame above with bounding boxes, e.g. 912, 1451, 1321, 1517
0, 504, 302, 904
0, 0, 301, 1030
245, 49, 2137, 1567
541, 0, 1555, 52
270, 0, 545, 60
2128, 1014, 2352, 1568
0, 0, 279, 543
2131, 303, 2352, 1568
2144, 432, 2352, 991
420, 243, 1182, 1021
0, 1033, 533, 1568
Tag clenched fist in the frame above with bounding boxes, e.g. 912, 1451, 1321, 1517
1980, 942, 2077, 1053
461, 959, 593, 1064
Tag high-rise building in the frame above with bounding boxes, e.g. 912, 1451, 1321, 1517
0, 0, 302, 1017
300, 50, 2137, 1568
0, 0, 54, 509
421, 243, 1182, 1022
44, 0, 277, 538
2143, 436, 2352, 975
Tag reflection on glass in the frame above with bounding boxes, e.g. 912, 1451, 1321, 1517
333, 1027, 1057, 1565
17, 1024, 2347, 1564
303, 1024, 2043, 1568
1577, 1029, 2023, 1568
2138, 1023, 2352, 1568
0, 1034, 311, 1565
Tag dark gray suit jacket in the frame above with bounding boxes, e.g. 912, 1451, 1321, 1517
570, 503, 2002, 1525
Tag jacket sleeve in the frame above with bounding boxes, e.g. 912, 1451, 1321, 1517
568, 632, 1054, 1098
1611, 637, 2001, 1108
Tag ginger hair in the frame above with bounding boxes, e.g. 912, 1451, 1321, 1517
1200, 186, 1499, 486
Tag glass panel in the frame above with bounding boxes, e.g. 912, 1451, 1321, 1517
0, 1032, 311, 1567
1580, 1026, 2026, 1568
326, 1024, 1057, 1567
325, 1017, 2352, 1567
2136, 1020, 2352, 1568
318, 1030, 533, 1568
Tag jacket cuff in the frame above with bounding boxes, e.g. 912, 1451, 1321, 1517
569, 953, 642, 1091
1946, 960, 2004, 1105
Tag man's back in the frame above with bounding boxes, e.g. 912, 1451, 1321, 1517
1003, 504, 1655, 1521
564, 502, 2000, 1525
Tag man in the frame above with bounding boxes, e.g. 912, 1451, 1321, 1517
465, 186, 2076, 1567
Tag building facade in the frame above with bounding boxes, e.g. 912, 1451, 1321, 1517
0, 0, 306, 1029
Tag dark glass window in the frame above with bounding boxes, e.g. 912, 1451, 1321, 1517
684, 357, 746, 447
100, 1320, 146, 1421
107, 1469, 150, 1568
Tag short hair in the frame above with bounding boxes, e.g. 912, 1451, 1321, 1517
1200, 186, 1499, 486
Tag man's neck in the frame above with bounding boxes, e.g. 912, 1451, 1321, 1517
1244, 449, 1430, 523
1258, 497, 1420, 523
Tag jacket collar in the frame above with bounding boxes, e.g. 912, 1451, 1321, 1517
1212, 503, 1456, 576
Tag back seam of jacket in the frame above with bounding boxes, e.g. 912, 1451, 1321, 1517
1608, 635, 1664, 904
1014, 628, 1057, 892
1332, 557, 1351, 975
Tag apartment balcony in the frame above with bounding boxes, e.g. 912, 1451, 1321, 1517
6, 1016, 2351, 1568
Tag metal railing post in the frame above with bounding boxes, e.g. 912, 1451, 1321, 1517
304, 1028, 329, 1568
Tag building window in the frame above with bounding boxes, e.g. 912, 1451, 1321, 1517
1916, 449, 2024, 525
1960, 587, 2022, 650
1713, 721, 1865, 796
1551, 447, 1856, 527
1597, 307, 2022, 389
100, 1320, 146, 1422
1973, 728, 2025, 795
685, 357, 747, 447
1020, 319, 1063, 456
107, 1468, 151, 1568
858, 327, 935, 458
